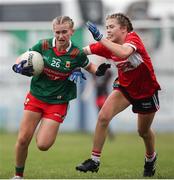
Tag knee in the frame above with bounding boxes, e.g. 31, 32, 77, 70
137, 129, 148, 138
98, 112, 110, 128
16, 137, 30, 149
37, 142, 50, 151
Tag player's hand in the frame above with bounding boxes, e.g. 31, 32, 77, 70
95, 63, 111, 76
12, 60, 34, 77
68, 68, 87, 84
86, 21, 103, 41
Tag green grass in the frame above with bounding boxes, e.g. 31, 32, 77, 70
0, 132, 174, 179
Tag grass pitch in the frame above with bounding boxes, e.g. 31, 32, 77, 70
0, 132, 174, 179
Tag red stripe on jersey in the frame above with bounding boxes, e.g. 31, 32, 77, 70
70, 48, 80, 58
42, 40, 49, 50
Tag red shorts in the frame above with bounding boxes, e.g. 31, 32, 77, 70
24, 93, 68, 123
96, 95, 107, 109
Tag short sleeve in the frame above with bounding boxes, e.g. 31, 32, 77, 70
79, 51, 90, 68
124, 32, 144, 52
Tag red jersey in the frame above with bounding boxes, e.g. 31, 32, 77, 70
89, 31, 161, 99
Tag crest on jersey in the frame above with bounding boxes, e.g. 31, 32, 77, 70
65, 61, 71, 68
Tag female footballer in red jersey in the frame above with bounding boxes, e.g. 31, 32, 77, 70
76, 13, 161, 177
11, 16, 110, 179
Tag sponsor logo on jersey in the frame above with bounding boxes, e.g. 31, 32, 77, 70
43, 67, 70, 80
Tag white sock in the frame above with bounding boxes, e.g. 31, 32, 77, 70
145, 152, 156, 162
91, 150, 101, 162
91, 155, 100, 162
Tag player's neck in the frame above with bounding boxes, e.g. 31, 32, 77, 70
56, 42, 70, 52
121, 32, 128, 44
115, 32, 127, 45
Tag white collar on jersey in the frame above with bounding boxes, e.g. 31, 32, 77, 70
52, 37, 72, 52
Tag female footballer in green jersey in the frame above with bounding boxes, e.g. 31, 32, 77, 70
12, 16, 110, 179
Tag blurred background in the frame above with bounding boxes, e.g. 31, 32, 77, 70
0, 0, 174, 133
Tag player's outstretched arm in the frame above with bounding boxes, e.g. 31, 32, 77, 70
85, 63, 111, 76
86, 22, 133, 58
69, 62, 111, 84
86, 21, 103, 41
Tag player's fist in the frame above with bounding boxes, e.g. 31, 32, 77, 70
69, 68, 87, 84
12, 60, 34, 77
95, 63, 111, 76
86, 21, 103, 41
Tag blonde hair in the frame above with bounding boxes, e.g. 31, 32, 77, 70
106, 13, 133, 32
52, 16, 74, 28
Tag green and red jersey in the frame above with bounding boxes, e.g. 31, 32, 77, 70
29, 38, 89, 104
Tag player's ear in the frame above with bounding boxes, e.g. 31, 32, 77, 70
120, 25, 127, 33
70, 29, 75, 35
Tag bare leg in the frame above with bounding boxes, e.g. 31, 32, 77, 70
97, 108, 114, 140
93, 90, 130, 152
137, 113, 156, 155
137, 113, 157, 177
76, 90, 130, 173
36, 118, 60, 151
107, 127, 115, 140
15, 110, 41, 167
